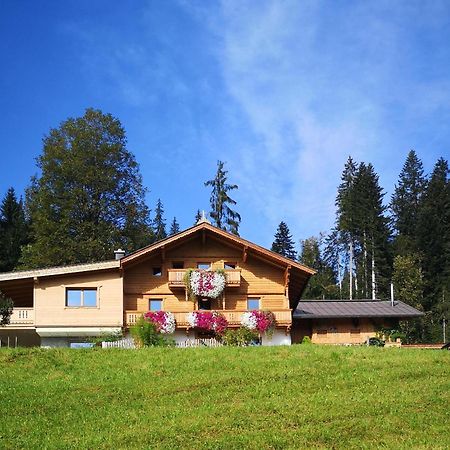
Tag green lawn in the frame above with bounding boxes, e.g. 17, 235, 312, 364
0, 345, 449, 449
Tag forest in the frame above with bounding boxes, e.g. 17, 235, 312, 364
0, 108, 448, 342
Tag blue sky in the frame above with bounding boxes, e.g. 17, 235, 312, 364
1, 1, 449, 250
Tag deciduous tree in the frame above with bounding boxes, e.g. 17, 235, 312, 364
21, 108, 151, 268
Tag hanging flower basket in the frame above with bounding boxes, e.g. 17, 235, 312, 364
184, 269, 226, 299
143, 311, 176, 334
241, 310, 276, 336
186, 311, 228, 335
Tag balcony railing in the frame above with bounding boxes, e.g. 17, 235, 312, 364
125, 309, 292, 328
168, 269, 241, 288
7, 308, 35, 327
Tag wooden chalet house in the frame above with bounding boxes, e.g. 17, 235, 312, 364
0, 221, 315, 347
0, 220, 422, 347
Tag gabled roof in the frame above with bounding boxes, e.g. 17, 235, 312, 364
0, 260, 119, 282
121, 222, 316, 275
293, 300, 423, 319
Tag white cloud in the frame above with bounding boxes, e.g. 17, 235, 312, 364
190, 0, 450, 242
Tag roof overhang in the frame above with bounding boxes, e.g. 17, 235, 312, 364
0, 260, 120, 282
120, 222, 316, 276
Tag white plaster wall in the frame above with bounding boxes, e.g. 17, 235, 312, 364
262, 329, 291, 346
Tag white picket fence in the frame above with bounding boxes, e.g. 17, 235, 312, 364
176, 338, 223, 348
101, 339, 136, 349
101, 338, 222, 349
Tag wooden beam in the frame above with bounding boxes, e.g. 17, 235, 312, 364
161, 245, 165, 261
242, 245, 248, 263
202, 229, 206, 246
284, 265, 291, 288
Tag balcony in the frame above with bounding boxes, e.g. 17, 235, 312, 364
6, 308, 35, 327
168, 269, 241, 288
125, 309, 292, 328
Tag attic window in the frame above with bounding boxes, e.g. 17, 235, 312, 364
152, 267, 162, 276
172, 262, 184, 269
197, 262, 211, 270
224, 262, 236, 269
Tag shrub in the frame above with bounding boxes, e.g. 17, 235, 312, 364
0, 291, 14, 326
221, 328, 260, 346
301, 336, 312, 344
131, 317, 175, 347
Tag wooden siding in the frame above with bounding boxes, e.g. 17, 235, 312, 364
292, 318, 379, 344
34, 270, 123, 327
123, 235, 291, 320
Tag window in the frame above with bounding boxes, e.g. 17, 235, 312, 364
197, 262, 211, 270
172, 261, 184, 269
149, 299, 163, 311
224, 262, 236, 269
247, 298, 260, 310
152, 267, 162, 276
66, 288, 97, 307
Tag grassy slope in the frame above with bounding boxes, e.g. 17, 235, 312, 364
0, 345, 449, 449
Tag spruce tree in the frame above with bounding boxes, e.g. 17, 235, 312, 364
0, 188, 29, 272
152, 199, 167, 241
335, 157, 358, 298
169, 217, 180, 235
205, 161, 241, 235
271, 222, 297, 260
194, 209, 202, 225
21, 108, 152, 268
417, 158, 450, 316
331, 158, 391, 299
353, 163, 392, 299
391, 150, 426, 254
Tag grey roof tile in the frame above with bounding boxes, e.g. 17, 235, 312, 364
293, 300, 423, 319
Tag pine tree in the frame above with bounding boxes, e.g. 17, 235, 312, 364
152, 199, 167, 241
169, 217, 180, 236
391, 150, 426, 254
0, 188, 29, 272
194, 209, 202, 225
21, 108, 152, 268
271, 222, 297, 260
205, 161, 241, 235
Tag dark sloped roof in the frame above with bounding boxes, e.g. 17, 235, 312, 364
293, 300, 423, 319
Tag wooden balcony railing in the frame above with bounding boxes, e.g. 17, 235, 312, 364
7, 308, 35, 327
125, 309, 292, 328
167, 269, 241, 288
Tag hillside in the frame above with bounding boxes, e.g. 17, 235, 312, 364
0, 345, 449, 449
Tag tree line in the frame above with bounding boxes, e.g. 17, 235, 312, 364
1, 108, 448, 342
0, 109, 241, 272
270, 151, 449, 343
